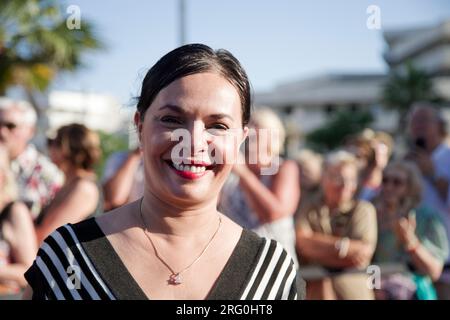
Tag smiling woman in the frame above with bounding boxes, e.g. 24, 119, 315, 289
22, 44, 303, 300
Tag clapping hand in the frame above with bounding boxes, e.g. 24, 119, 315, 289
394, 214, 419, 250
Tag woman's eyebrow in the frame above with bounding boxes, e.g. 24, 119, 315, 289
207, 113, 234, 121
158, 104, 184, 113
159, 104, 234, 121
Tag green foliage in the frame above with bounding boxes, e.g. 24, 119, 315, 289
95, 131, 129, 179
383, 61, 441, 113
382, 61, 443, 135
0, 0, 105, 94
305, 109, 374, 152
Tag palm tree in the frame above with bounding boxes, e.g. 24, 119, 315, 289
305, 109, 374, 152
382, 61, 441, 135
0, 0, 104, 114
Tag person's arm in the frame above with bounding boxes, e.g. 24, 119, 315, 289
35, 179, 99, 244
0, 202, 37, 287
234, 160, 300, 223
296, 229, 373, 268
296, 201, 377, 269
103, 149, 142, 210
395, 217, 444, 281
407, 243, 443, 281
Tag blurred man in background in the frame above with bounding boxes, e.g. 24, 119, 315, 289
296, 151, 378, 300
406, 102, 450, 299
0, 98, 63, 220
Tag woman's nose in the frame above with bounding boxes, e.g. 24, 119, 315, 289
190, 121, 210, 154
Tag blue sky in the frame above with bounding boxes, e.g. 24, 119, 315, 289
52, 0, 450, 105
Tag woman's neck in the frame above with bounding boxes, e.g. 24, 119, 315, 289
381, 200, 398, 216
140, 189, 220, 238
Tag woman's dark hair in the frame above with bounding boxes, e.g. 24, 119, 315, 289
53, 123, 101, 170
136, 43, 251, 126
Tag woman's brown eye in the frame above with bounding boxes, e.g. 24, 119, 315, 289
211, 123, 229, 130
161, 116, 182, 124
206, 124, 229, 135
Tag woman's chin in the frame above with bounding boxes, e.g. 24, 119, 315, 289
171, 191, 212, 206
166, 183, 214, 203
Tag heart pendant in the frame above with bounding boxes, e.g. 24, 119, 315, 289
168, 273, 182, 285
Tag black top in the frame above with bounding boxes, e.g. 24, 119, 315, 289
25, 218, 304, 300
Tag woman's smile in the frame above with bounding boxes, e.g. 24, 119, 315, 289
164, 159, 216, 180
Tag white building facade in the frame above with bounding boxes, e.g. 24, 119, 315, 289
254, 19, 450, 156
46, 91, 131, 135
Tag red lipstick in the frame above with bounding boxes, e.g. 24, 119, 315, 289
165, 160, 212, 180
173, 170, 207, 180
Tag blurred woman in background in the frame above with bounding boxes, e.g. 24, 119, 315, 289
219, 107, 300, 265
0, 146, 36, 296
35, 123, 103, 244
372, 161, 448, 300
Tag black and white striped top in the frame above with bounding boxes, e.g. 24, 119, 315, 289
24, 218, 304, 300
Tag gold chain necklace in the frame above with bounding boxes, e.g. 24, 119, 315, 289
138, 198, 222, 285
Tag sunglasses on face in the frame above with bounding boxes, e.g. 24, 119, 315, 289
0, 121, 18, 130
382, 176, 406, 187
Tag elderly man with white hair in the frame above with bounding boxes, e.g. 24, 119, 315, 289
0, 98, 63, 219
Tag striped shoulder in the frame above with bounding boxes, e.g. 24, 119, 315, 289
24, 219, 115, 300
240, 237, 299, 300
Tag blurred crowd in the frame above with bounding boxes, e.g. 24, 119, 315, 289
0, 96, 449, 300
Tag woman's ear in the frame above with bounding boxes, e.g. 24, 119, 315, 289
134, 111, 143, 147
241, 126, 249, 145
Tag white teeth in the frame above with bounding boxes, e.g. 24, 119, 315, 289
196, 166, 206, 173
172, 162, 206, 173
173, 162, 183, 171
